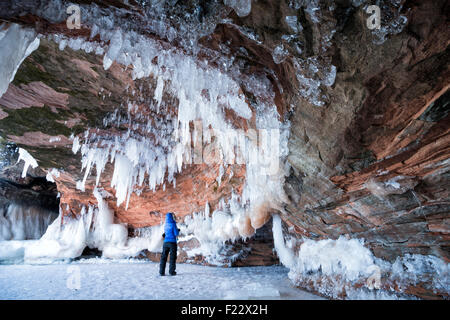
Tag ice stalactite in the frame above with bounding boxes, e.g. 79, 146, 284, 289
178, 196, 247, 265
89, 188, 162, 259
0, 23, 40, 98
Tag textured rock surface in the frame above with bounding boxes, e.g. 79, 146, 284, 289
282, 0, 450, 265
0, 0, 448, 299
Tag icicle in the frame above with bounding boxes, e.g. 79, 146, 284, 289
17, 148, 38, 178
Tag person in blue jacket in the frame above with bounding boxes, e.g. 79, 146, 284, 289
159, 212, 180, 276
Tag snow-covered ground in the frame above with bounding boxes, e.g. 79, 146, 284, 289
0, 259, 324, 300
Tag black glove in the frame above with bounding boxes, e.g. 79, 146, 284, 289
162, 233, 165, 238
177, 228, 180, 232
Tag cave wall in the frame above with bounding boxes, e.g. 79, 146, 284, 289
281, 0, 449, 263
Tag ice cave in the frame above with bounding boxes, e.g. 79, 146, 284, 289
0, 0, 448, 300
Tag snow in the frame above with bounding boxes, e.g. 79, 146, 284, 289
17, 148, 38, 178
0, 261, 324, 300
0, 23, 40, 98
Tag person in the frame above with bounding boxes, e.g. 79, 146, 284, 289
159, 212, 180, 276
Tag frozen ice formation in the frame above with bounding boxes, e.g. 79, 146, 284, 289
272, 214, 450, 299
224, 0, 252, 17
0, 23, 40, 98
273, 44, 289, 64
0, 204, 58, 241
17, 148, 38, 178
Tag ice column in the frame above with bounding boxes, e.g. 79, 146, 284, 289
0, 23, 40, 98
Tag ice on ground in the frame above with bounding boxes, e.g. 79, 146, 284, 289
0, 262, 324, 300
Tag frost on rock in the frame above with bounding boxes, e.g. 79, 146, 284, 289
284, 1, 337, 106
17, 148, 38, 178
71, 136, 80, 154
273, 44, 289, 64
0, 191, 164, 263
178, 196, 246, 265
322, 65, 336, 87
285, 16, 302, 33
224, 0, 252, 17
0, 23, 40, 98
304, 0, 321, 24
351, 0, 367, 7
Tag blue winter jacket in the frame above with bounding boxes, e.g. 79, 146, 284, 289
164, 213, 179, 243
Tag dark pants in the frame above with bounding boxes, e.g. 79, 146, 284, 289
159, 241, 177, 275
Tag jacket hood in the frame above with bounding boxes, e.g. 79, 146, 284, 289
165, 212, 175, 223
